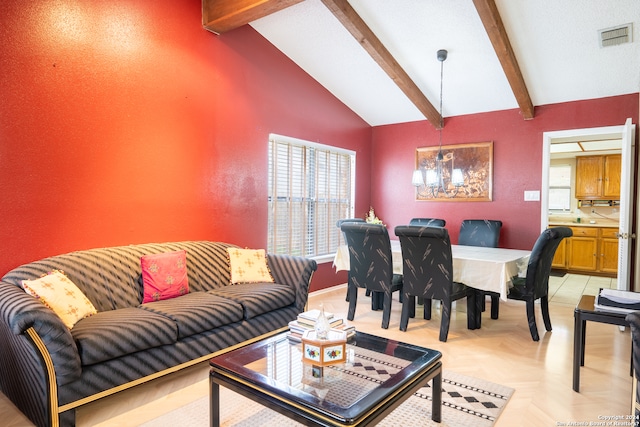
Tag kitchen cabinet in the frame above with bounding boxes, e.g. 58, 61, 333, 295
552, 239, 567, 269
575, 155, 621, 200
568, 227, 598, 271
602, 155, 621, 198
599, 228, 619, 274
563, 226, 618, 275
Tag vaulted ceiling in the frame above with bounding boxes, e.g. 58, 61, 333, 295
203, 0, 640, 128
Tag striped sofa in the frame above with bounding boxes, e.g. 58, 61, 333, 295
0, 241, 317, 427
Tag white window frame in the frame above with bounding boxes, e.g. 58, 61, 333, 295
268, 134, 355, 261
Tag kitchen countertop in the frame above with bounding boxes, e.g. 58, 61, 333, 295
548, 222, 619, 228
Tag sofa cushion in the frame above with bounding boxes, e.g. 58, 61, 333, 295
227, 248, 274, 284
138, 292, 244, 339
207, 283, 295, 320
22, 270, 97, 329
71, 307, 178, 366
141, 250, 189, 303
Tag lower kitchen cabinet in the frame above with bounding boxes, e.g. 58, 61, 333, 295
568, 227, 598, 271
599, 228, 619, 274
560, 226, 618, 276
552, 239, 567, 269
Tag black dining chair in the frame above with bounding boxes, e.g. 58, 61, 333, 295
336, 218, 367, 302
409, 218, 446, 227
394, 225, 477, 342
408, 219, 446, 306
341, 222, 403, 329
336, 218, 365, 244
508, 226, 572, 341
458, 219, 503, 319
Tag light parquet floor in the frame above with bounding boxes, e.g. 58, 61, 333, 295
0, 273, 632, 426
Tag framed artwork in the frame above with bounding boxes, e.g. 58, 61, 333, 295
414, 142, 493, 201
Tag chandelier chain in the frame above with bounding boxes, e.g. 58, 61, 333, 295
439, 54, 444, 147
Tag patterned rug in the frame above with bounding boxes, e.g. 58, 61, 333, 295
142, 368, 513, 427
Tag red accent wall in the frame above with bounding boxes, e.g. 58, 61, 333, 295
0, 0, 371, 291
371, 95, 639, 250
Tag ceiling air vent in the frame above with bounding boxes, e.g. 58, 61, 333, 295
599, 23, 633, 47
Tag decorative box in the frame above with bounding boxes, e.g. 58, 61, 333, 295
301, 329, 347, 368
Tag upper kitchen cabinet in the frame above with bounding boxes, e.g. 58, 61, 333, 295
602, 154, 621, 198
575, 154, 621, 200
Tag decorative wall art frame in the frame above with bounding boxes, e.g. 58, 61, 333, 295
415, 142, 493, 202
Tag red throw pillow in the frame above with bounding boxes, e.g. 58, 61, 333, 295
141, 250, 189, 303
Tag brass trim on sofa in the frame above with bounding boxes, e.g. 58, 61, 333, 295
26, 327, 59, 427
58, 326, 289, 413
27, 322, 289, 425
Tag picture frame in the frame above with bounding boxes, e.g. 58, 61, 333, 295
415, 142, 493, 201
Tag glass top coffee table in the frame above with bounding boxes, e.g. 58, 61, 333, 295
209, 329, 442, 426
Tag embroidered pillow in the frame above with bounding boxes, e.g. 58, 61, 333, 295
227, 248, 274, 284
22, 270, 97, 329
141, 250, 189, 303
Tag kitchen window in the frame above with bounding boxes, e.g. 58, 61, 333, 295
267, 134, 355, 258
548, 164, 572, 211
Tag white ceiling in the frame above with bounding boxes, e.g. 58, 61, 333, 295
250, 0, 640, 127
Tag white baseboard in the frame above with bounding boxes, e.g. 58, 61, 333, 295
309, 283, 346, 298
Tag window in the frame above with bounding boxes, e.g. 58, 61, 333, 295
549, 164, 572, 211
268, 134, 355, 258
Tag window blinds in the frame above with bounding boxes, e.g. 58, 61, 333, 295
268, 135, 353, 257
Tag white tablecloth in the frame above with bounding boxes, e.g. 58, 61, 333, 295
333, 240, 530, 301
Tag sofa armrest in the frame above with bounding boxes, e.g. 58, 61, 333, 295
626, 312, 640, 419
0, 281, 82, 386
628, 312, 640, 379
267, 255, 317, 313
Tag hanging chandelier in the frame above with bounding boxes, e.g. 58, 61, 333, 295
412, 49, 464, 198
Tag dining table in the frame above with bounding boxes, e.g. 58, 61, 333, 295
333, 240, 531, 302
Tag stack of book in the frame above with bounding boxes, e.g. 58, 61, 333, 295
287, 309, 355, 342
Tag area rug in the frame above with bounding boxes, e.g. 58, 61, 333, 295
141, 369, 513, 427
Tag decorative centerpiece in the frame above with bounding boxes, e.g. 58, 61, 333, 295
300, 304, 348, 377
365, 207, 383, 225
301, 329, 348, 375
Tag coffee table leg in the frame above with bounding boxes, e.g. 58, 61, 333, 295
210, 377, 220, 427
573, 311, 583, 392
432, 369, 442, 423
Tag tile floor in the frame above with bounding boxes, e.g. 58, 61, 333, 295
547, 272, 617, 307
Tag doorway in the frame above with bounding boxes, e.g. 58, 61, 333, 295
541, 120, 636, 292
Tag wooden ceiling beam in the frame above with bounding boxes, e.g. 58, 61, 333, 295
321, 0, 442, 129
202, 0, 528, 126
202, 0, 303, 34
472, 0, 535, 119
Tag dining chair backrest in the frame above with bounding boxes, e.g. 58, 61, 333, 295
336, 218, 365, 245
409, 218, 446, 227
336, 218, 365, 228
521, 226, 573, 299
458, 219, 502, 247
340, 222, 394, 293
394, 225, 453, 301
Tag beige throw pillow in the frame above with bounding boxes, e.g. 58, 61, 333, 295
227, 248, 274, 284
22, 270, 97, 329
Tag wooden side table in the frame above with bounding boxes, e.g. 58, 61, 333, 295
573, 294, 630, 392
